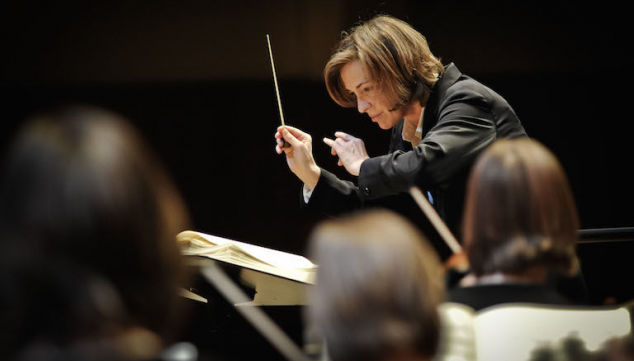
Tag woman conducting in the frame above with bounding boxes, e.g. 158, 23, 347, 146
275, 15, 526, 250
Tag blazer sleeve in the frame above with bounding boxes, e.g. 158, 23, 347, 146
301, 168, 365, 215
358, 89, 499, 199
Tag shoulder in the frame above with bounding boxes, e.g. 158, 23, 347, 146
433, 64, 500, 104
444, 77, 498, 106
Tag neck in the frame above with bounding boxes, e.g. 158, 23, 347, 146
400, 102, 425, 146
403, 102, 424, 126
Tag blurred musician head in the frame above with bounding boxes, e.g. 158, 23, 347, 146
306, 209, 445, 361
0, 105, 190, 360
462, 138, 580, 281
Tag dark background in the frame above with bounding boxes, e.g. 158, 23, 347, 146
2, 2, 633, 358
1, 0, 632, 256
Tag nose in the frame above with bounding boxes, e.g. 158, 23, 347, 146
357, 98, 370, 113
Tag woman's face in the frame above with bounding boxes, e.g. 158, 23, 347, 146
340, 60, 405, 130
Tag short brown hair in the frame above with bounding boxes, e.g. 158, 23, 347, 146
462, 138, 580, 277
307, 209, 444, 361
324, 15, 444, 109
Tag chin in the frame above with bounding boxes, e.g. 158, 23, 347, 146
378, 119, 398, 130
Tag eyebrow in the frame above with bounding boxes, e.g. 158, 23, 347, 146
346, 80, 369, 93
355, 81, 369, 90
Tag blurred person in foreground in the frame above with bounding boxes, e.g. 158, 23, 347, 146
449, 138, 587, 310
305, 209, 445, 361
0, 106, 193, 361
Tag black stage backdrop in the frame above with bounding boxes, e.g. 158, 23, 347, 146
1, 0, 632, 256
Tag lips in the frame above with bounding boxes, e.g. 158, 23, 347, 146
370, 112, 382, 121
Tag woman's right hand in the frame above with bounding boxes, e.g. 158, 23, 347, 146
275, 126, 321, 189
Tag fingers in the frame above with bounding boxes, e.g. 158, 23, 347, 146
280, 127, 302, 147
274, 131, 286, 154
325, 136, 346, 148
276, 141, 294, 156
324, 138, 341, 157
274, 126, 313, 157
334, 131, 351, 141
278, 125, 308, 140
323, 137, 338, 156
278, 125, 301, 132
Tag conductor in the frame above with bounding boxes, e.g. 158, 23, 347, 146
275, 15, 527, 248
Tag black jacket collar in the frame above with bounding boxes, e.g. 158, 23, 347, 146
423, 63, 462, 134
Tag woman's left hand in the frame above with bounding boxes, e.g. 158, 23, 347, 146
323, 131, 369, 176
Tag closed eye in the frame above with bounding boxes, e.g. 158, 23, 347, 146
360, 84, 375, 95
